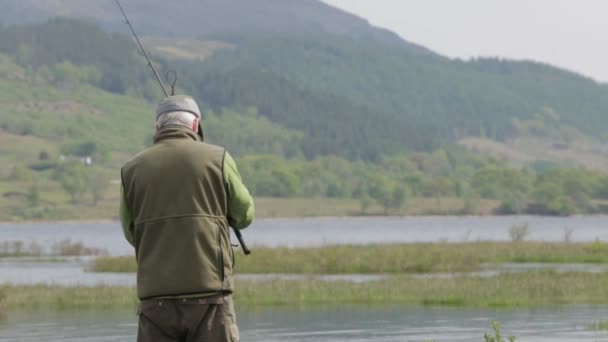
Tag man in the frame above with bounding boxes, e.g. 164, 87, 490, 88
119, 95, 254, 342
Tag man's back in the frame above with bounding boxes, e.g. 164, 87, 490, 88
123, 128, 227, 224
122, 126, 235, 299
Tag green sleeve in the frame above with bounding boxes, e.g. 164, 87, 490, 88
224, 152, 255, 230
119, 185, 135, 247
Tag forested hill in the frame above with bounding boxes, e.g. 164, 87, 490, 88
0, 19, 436, 160
0, 0, 429, 53
2, 0, 607, 147
1, 2, 608, 160
197, 33, 608, 142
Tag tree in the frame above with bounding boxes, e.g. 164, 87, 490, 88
57, 162, 88, 204
38, 150, 49, 161
87, 169, 109, 206
390, 186, 408, 214
358, 192, 372, 215
270, 167, 299, 197
26, 182, 40, 207
424, 177, 454, 198
367, 176, 393, 214
497, 191, 527, 215
9, 165, 33, 182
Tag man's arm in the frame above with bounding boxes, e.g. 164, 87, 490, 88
224, 152, 255, 230
119, 185, 135, 246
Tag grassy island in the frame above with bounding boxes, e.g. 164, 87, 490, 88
92, 241, 608, 274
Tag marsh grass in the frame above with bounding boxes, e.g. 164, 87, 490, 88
235, 271, 608, 308
92, 241, 608, 274
50, 239, 107, 256
0, 285, 6, 309
0, 239, 107, 257
3, 271, 608, 310
0, 285, 137, 311
0, 241, 43, 257
590, 320, 608, 331
91, 255, 134, 272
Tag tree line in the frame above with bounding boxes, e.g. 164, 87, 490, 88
10, 146, 608, 217
237, 150, 608, 216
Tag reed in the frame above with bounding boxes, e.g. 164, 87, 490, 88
590, 320, 608, 331
50, 239, 107, 256
0, 239, 106, 257
92, 241, 608, 274
91, 255, 134, 272
235, 271, 608, 308
0, 241, 43, 257
0, 285, 137, 310
2, 271, 608, 310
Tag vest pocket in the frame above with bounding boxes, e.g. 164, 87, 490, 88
135, 216, 226, 298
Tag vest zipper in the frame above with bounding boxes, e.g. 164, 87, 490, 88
218, 226, 225, 282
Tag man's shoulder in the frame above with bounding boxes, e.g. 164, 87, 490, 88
121, 146, 156, 171
197, 142, 226, 158
121, 142, 228, 172
199, 141, 225, 152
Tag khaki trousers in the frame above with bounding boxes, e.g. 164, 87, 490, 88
137, 294, 239, 342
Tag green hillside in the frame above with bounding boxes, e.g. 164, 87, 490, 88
0, 19, 436, 161
0, 7, 607, 220
2, 0, 606, 146
197, 33, 608, 142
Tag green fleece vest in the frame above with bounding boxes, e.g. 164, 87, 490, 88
121, 126, 234, 300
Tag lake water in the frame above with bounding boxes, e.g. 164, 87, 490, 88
2, 217, 608, 341
4, 258, 608, 287
0, 257, 389, 286
1, 216, 607, 256
1, 306, 608, 342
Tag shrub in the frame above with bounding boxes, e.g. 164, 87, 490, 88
509, 223, 529, 242
484, 321, 515, 342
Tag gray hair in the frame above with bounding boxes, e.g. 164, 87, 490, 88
156, 111, 197, 129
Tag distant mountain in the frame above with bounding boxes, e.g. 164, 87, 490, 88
0, 0, 431, 54
0, 19, 437, 160
196, 32, 608, 142
1, 1, 607, 162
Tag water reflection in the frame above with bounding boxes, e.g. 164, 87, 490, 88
0, 259, 134, 287
0, 259, 388, 286
2, 259, 608, 286
239, 307, 608, 342
1, 307, 607, 341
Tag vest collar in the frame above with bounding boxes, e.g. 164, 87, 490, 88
154, 125, 201, 144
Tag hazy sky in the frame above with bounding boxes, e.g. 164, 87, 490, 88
323, 0, 608, 83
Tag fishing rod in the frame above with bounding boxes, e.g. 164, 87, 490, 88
115, 0, 168, 97
115, 0, 251, 255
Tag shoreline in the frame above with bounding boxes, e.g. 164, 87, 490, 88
2, 213, 608, 225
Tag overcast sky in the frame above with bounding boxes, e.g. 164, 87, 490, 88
323, 0, 608, 83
